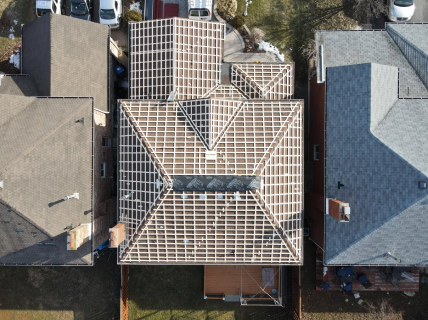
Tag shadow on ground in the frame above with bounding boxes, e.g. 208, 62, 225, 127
0, 250, 120, 320
129, 265, 291, 320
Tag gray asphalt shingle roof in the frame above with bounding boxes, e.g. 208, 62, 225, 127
0, 75, 38, 96
317, 24, 428, 266
316, 28, 428, 98
0, 95, 93, 265
387, 23, 428, 54
324, 63, 428, 266
22, 14, 109, 111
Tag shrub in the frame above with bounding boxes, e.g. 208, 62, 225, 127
251, 28, 265, 44
230, 15, 246, 29
124, 10, 142, 27
217, 0, 237, 18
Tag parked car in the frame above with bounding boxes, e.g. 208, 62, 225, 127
100, 0, 122, 29
71, 0, 92, 20
188, 0, 212, 20
36, 0, 64, 17
387, 0, 415, 21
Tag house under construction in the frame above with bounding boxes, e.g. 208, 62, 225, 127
115, 17, 303, 305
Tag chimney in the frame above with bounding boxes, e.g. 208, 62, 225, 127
67, 224, 91, 250
326, 199, 350, 222
109, 223, 125, 248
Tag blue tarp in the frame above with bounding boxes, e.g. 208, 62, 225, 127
96, 240, 109, 251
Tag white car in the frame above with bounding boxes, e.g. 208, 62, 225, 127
100, 0, 122, 29
36, 0, 64, 17
188, 0, 212, 20
388, 0, 415, 22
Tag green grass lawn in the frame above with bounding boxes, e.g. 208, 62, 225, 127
236, 0, 273, 30
128, 265, 289, 320
0, 256, 120, 320
0, 0, 36, 71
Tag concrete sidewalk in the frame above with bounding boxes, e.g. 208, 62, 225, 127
213, 0, 277, 63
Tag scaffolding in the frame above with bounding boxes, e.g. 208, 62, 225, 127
118, 98, 303, 264
129, 18, 224, 101
203, 84, 246, 100
123, 20, 303, 265
231, 63, 294, 99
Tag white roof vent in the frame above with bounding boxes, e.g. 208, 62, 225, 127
64, 193, 79, 200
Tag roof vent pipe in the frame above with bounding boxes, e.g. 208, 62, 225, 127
384, 252, 401, 263
64, 193, 79, 200
121, 191, 133, 200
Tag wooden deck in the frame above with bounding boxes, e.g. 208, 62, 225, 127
204, 265, 280, 297
315, 247, 420, 292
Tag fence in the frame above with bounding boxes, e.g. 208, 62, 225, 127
120, 265, 129, 320
387, 25, 428, 89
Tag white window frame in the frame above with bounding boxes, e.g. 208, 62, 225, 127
101, 162, 106, 178
313, 144, 320, 161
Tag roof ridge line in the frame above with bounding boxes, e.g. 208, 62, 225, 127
250, 190, 300, 262
211, 100, 246, 150
261, 65, 290, 91
202, 85, 218, 98
121, 104, 171, 183
120, 188, 170, 262
177, 100, 210, 150
233, 65, 265, 97
253, 103, 301, 175
370, 98, 400, 133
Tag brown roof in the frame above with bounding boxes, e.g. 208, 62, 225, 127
129, 18, 224, 100
22, 14, 109, 111
118, 98, 303, 264
120, 19, 303, 265
0, 95, 93, 265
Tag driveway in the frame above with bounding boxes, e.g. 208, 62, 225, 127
372, 0, 428, 29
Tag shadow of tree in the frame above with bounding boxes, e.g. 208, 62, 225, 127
260, 0, 356, 87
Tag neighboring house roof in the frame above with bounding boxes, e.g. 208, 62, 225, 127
317, 23, 428, 266
22, 14, 110, 111
129, 18, 224, 100
0, 94, 93, 265
0, 75, 38, 96
316, 25, 428, 98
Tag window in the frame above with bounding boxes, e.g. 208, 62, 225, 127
52, 1, 57, 12
102, 136, 111, 147
313, 144, 320, 161
101, 162, 106, 178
